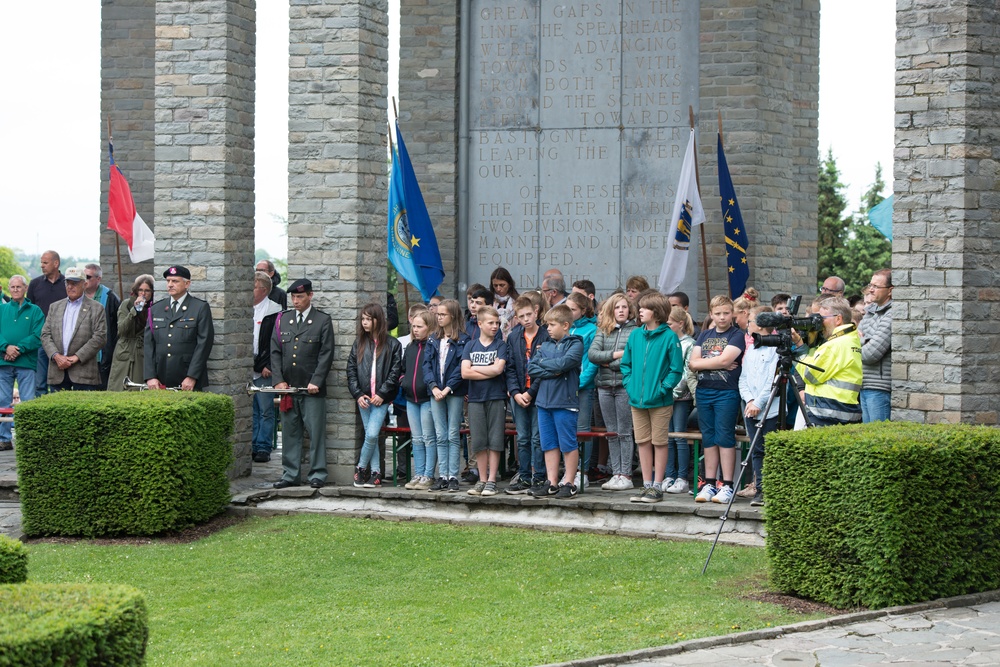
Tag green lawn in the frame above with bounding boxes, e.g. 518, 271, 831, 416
26, 515, 824, 666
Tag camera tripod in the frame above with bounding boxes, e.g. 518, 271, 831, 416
701, 349, 824, 574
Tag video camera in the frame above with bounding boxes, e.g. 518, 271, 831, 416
750, 295, 822, 351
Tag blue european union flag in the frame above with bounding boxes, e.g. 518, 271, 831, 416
388, 123, 445, 301
718, 135, 750, 299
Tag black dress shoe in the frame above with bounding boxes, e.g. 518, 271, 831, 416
309, 479, 325, 489
273, 480, 300, 489
252, 451, 270, 463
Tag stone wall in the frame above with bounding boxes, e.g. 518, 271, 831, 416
154, 0, 257, 475
893, 0, 1000, 424
401, 0, 820, 308
287, 0, 389, 483
100, 0, 156, 291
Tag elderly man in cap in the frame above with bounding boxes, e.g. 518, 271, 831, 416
40, 267, 108, 392
270, 278, 335, 489
144, 265, 215, 391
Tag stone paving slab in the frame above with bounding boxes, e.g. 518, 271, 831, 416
533, 597, 1000, 667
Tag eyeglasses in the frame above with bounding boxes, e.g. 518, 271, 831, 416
820, 287, 844, 294
8, 285, 25, 290
820, 314, 839, 319
85, 274, 97, 280
865, 283, 891, 291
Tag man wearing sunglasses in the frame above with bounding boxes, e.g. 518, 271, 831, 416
791, 296, 863, 427
859, 269, 893, 423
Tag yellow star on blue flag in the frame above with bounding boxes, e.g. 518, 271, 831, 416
718, 134, 750, 298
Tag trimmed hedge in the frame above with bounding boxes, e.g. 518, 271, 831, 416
0, 583, 147, 666
0, 536, 27, 584
765, 422, 1000, 609
15, 392, 233, 537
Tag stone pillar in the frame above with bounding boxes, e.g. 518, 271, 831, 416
398, 0, 460, 298
100, 0, 156, 294
154, 0, 256, 475
288, 0, 389, 484
698, 0, 820, 300
893, 0, 1000, 424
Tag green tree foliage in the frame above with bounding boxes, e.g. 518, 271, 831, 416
0, 246, 28, 295
816, 155, 892, 295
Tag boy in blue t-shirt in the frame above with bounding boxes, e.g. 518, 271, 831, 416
461, 306, 508, 497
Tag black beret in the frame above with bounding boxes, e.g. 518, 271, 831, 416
163, 265, 191, 280
288, 279, 312, 294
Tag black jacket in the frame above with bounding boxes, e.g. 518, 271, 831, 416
254, 311, 280, 374
400, 338, 431, 403
347, 336, 403, 401
504, 322, 550, 399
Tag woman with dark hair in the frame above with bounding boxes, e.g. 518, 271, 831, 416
108, 274, 154, 391
490, 266, 519, 338
347, 302, 403, 487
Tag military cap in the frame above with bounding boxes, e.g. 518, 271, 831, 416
163, 265, 191, 280
288, 279, 312, 294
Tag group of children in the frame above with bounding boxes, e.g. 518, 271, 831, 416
345, 275, 790, 506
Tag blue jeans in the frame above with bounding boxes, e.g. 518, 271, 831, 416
35, 348, 49, 395
430, 394, 464, 478
251, 376, 275, 453
0, 366, 36, 442
666, 399, 692, 481
357, 402, 389, 472
512, 400, 543, 481
860, 389, 891, 423
695, 387, 741, 449
577, 385, 594, 468
407, 400, 436, 478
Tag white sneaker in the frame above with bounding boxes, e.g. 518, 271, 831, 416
695, 484, 718, 503
712, 485, 735, 504
601, 475, 617, 490
662, 477, 675, 490
574, 472, 589, 489
665, 478, 689, 494
616, 475, 634, 490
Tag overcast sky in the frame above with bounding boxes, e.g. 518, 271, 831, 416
0, 1, 893, 263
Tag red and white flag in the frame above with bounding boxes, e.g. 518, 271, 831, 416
108, 142, 155, 262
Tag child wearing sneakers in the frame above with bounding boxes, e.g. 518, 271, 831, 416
461, 306, 509, 497
402, 310, 437, 491
738, 305, 780, 507
689, 295, 747, 504
527, 305, 584, 499
424, 299, 470, 493
347, 303, 403, 488
504, 294, 550, 494
620, 292, 684, 503
664, 306, 698, 495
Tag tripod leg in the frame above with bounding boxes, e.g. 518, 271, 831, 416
702, 375, 783, 575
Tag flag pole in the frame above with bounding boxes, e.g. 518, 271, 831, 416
108, 117, 125, 299
689, 106, 711, 316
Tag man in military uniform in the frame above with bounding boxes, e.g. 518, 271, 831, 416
271, 279, 335, 489
144, 265, 215, 391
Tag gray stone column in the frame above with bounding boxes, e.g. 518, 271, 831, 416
154, 0, 256, 475
893, 0, 1000, 424
100, 0, 156, 293
288, 0, 389, 483
398, 0, 460, 298
698, 0, 820, 300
